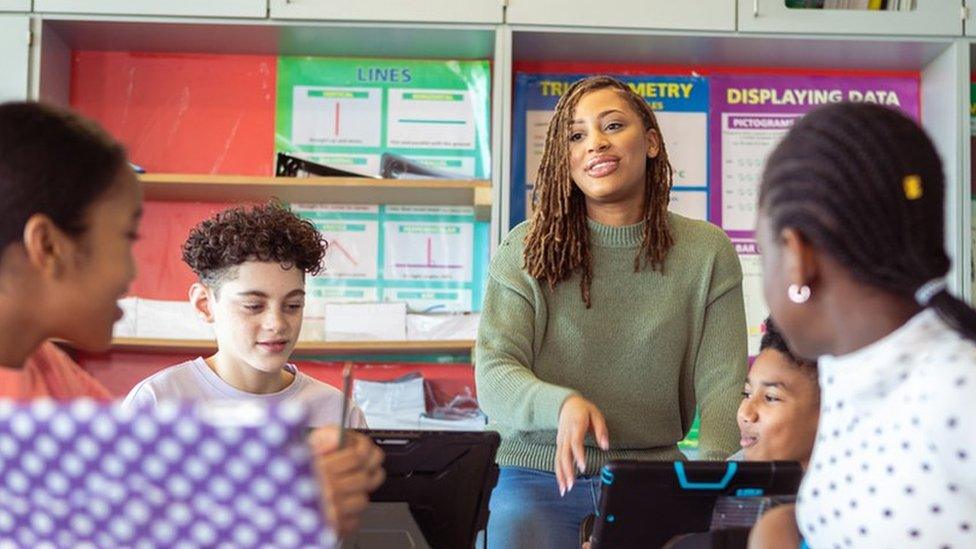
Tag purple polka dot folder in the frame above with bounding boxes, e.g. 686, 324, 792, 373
0, 399, 335, 548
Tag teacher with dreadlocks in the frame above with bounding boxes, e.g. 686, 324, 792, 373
476, 75, 747, 549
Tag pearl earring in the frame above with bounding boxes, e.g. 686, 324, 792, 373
788, 284, 811, 304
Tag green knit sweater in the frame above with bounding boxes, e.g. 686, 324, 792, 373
475, 214, 747, 475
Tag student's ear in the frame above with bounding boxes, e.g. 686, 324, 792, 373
190, 282, 216, 323
780, 228, 819, 292
22, 213, 74, 279
645, 128, 660, 159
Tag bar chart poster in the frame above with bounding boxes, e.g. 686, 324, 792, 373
276, 57, 491, 179
291, 204, 488, 313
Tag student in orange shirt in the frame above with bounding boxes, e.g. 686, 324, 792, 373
0, 341, 111, 400
0, 101, 383, 537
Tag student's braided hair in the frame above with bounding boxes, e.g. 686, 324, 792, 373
759, 102, 976, 341
523, 75, 674, 308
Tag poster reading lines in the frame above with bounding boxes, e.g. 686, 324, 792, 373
277, 58, 491, 179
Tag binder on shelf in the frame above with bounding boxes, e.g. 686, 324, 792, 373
275, 152, 376, 179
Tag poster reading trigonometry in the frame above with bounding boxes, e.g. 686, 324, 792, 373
511, 73, 709, 229
277, 58, 491, 179
292, 204, 489, 313
710, 74, 920, 352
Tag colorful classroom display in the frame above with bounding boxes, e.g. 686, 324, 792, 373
971, 81, 976, 304
511, 73, 710, 229
710, 74, 919, 354
291, 204, 489, 314
513, 70, 920, 356
275, 57, 492, 179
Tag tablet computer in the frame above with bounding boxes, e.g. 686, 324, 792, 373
343, 429, 500, 549
591, 460, 803, 549
0, 399, 333, 548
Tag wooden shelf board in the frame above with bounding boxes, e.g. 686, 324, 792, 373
61, 337, 475, 356
138, 174, 492, 218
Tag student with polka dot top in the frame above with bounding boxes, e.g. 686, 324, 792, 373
748, 102, 976, 548
0, 102, 384, 540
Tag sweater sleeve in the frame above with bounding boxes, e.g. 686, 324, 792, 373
693, 239, 749, 460
475, 273, 578, 432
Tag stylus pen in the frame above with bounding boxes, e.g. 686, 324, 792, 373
337, 362, 354, 448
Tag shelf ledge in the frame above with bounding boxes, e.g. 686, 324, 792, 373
57, 337, 475, 356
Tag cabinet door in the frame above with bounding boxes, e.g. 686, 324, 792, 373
505, 0, 734, 31
33, 0, 268, 18
269, 0, 503, 24
0, 16, 29, 102
0, 0, 30, 12
740, 0, 962, 36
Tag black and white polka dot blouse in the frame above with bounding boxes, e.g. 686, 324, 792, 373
797, 309, 976, 548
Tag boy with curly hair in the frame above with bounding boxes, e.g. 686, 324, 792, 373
123, 202, 366, 428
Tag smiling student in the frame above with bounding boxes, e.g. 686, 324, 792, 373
734, 317, 819, 469
123, 203, 366, 429
475, 75, 747, 549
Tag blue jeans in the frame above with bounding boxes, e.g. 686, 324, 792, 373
484, 466, 601, 549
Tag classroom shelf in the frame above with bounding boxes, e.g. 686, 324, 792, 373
139, 174, 493, 218
61, 337, 476, 356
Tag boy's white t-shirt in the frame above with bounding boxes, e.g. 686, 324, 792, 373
122, 357, 367, 429
796, 309, 976, 548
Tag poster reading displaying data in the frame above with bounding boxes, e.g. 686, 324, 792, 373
710, 74, 919, 352
292, 204, 489, 313
511, 73, 709, 229
277, 57, 491, 179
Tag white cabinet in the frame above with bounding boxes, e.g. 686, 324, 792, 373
33, 0, 268, 18
269, 0, 503, 24
740, 0, 963, 36
0, 16, 29, 102
966, 0, 976, 36
0, 0, 30, 12
505, 0, 734, 31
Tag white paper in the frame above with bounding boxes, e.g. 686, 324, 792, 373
324, 301, 407, 341
668, 190, 709, 221
418, 411, 487, 431
383, 218, 474, 283
292, 86, 382, 147
299, 298, 327, 342
406, 313, 480, 340
720, 113, 800, 231
387, 88, 476, 150
739, 253, 769, 357
136, 299, 215, 340
112, 297, 139, 338
352, 374, 425, 430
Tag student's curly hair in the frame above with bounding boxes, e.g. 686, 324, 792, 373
182, 202, 326, 287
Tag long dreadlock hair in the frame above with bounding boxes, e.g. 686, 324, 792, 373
760, 101, 976, 342
523, 75, 675, 308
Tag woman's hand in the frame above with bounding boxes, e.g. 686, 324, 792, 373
555, 395, 610, 496
308, 427, 386, 538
